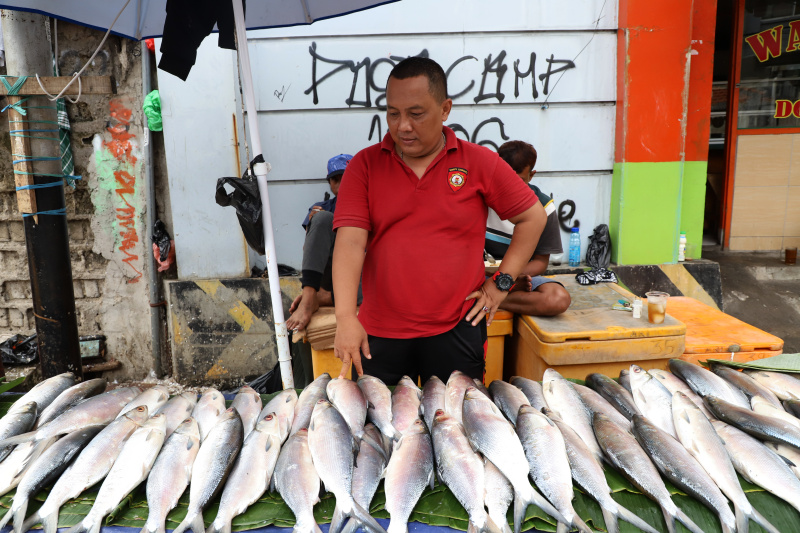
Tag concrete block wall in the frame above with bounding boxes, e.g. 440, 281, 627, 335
0, 20, 154, 379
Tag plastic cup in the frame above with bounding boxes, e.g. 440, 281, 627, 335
645, 291, 669, 324
786, 247, 797, 265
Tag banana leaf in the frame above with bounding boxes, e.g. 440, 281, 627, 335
705, 353, 800, 372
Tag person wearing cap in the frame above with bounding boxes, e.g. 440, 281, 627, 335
331, 57, 547, 385
486, 140, 571, 316
286, 154, 353, 332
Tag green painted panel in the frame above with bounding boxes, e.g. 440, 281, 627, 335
681, 161, 708, 259
610, 162, 682, 265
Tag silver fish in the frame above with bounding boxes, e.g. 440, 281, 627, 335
392, 376, 422, 435
341, 424, 390, 533
668, 358, 750, 408
713, 420, 800, 514
433, 410, 500, 533
585, 373, 639, 420
764, 441, 800, 479
358, 375, 399, 441
786, 399, 800, 417
208, 414, 282, 533
384, 418, 434, 533
618, 369, 632, 393
473, 379, 491, 398
274, 429, 321, 533
572, 384, 631, 432
258, 388, 298, 442
308, 400, 386, 533
172, 408, 243, 533
155, 392, 198, 437
0, 402, 38, 462
711, 363, 783, 409
0, 387, 140, 449
66, 415, 167, 533
630, 365, 676, 437
192, 388, 226, 442
744, 369, 800, 400
36, 378, 107, 428
142, 418, 201, 533
545, 408, 658, 533
706, 395, 800, 449
751, 396, 800, 430
0, 426, 101, 533
592, 413, 703, 533
515, 406, 591, 533
421, 376, 446, 433
118, 385, 170, 418
509, 376, 547, 411
305, 400, 383, 532
231, 385, 263, 437
328, 377, 370, 440
672, 392, 779, 533
483, 459, 513, 533
292, 373, 330, 436
9, 373, 77, 415
445, 370, 474, 424
488, 380, 530, 426
542, 369, 603, 464
21, 405, 150, 533
632, 414, 733, 533
648, 369, 714, 419
0, 439, 52, 499
461, 387, 565, 533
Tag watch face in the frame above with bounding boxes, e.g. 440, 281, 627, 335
495, 273, 513, 291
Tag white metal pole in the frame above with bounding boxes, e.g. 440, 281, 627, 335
231, 0, 294, 389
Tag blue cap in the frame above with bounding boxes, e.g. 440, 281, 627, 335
327, 154, 353, 180
571, 227, 579, 233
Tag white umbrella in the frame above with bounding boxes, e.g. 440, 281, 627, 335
0, 0, 400, 389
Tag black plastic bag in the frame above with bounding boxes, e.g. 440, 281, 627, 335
151, 219, 172, 262
215, 156, 265, 255
249, 361, 283, 394
586, 224, 612, 269
0, 334, 38, 365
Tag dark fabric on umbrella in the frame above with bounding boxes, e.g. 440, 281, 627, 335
158, 0, 245, 80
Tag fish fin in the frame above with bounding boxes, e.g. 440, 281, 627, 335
64, 518, 89, 533
339, 518, 358, 533
616, 504, 660, 533
428, 467, 435, 490
351, 500, 387, 533
571, 514, 592, 533
139, 520, 165, 533
477, 516, 503, 533
660, 506, 676, 533
778, 454, 797, 468
512, 492, 526, 533
675, 508, 705, 533
600, 509, 619, 533
0, 503, 13, 530
0, 432, 37, 448
749, 506, 781, 533
10, 498, 31, 533
362, 434, 388, 463
467, 521, 477, 533
721, 522, 734, 533
171, 512, 195, 533
329, 504, 346, 533
555, 522, 568, 533
21, 510, 41, 533
205, 518, 231, 533
734, 506, 749, 533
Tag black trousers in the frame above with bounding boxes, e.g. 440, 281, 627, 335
359, 318, 487, 386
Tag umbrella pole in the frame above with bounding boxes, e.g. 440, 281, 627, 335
231, 0, 294, 390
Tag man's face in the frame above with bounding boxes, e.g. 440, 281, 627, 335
386, 75, 452, 159
329, 176, 342, 196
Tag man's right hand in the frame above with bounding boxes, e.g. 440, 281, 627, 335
334, 315, 371, 378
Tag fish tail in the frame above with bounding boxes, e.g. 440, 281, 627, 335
660, 506, 676, 533
171, 510, 199, 533
64, 518, 89, 533
735, 505, 749, 533
386, 521, 407, 533
11, 498, 31, 533
512, 491, 526, 533
0, 499, 17, 530
139, 520, 166, 533
516, 488, 565, 530
20, 510, 40, 533
362, 434, 389, 462
205, 518, 231, 533
571, 513, 592, 533
339, 518, 358, 533
674, 508, 705, 533
616, 504, 659, 533
600, 509, 619, 533
749, 506, 780, 533
475, 514, 503, 533
0, 432, 36, 448
555, 522, 568, 533
38, 508, 60, 533
350, 499, 387, 533
329, 504, 346, 533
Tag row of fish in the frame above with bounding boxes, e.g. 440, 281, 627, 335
2, 361, 800, 533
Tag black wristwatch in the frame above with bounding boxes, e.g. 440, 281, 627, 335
492, 271, 514, 292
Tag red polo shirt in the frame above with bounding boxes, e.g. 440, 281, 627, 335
333, 127, 537, 338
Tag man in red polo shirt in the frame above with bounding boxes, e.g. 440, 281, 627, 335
332, 57, 546, 385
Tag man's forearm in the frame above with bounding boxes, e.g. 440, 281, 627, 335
332, 227, 368, 319
523, 255, 550, 277
501, 204, 547, 280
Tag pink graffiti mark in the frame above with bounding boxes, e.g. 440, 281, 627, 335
105, 100, 141, 284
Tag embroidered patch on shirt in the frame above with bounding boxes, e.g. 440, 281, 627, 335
447, 167, 468, 192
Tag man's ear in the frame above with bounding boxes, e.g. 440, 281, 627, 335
441, 98, 453, 121
531, 170, 537, 178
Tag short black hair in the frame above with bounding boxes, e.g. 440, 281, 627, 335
388, 57, 448, 103
498, 141, 538, 173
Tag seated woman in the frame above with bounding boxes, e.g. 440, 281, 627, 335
485, 141, 571, 316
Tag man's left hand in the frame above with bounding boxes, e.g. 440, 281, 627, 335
465, 279, 508, 326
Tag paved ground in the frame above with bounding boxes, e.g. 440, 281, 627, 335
703, 248, 800, 354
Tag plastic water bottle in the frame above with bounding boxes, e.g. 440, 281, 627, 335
678, 232, 687, 262
568, 227, 581, 267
